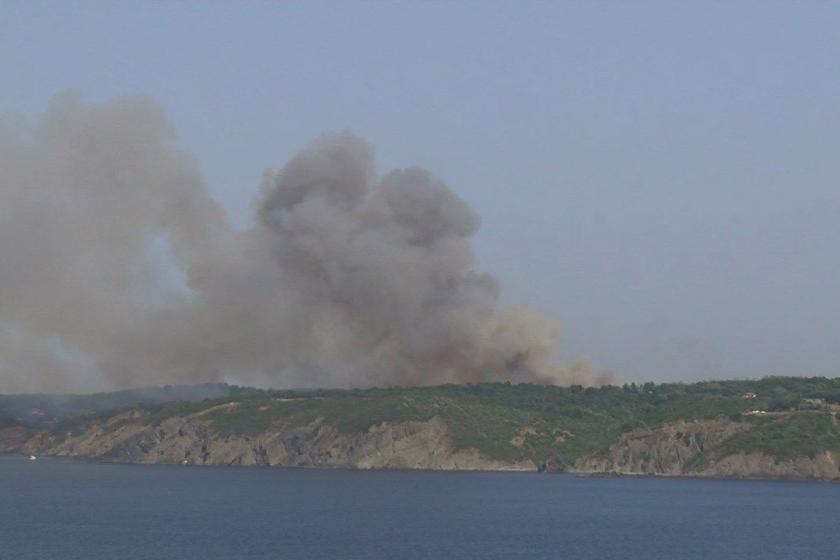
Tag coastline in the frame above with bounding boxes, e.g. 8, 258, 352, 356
6, 451, 839, 484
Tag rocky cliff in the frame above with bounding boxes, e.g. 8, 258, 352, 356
570, 417, 840, 481
5, 411, 840, 480
5, 379, 840, 481
1, 408, 534, 471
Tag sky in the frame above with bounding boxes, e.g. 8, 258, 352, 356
1, 1, 839, 383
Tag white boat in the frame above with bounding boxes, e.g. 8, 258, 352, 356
28, 455, 37, 461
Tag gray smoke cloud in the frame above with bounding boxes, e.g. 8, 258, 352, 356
0, 94, 608, 393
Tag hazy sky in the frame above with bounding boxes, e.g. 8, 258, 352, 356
2, 2, 839, 383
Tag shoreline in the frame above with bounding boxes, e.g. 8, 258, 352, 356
6, 451, 836, 484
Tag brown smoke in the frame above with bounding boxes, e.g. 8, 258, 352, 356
0, 94, 607, 393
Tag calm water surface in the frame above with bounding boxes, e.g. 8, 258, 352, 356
1, 454, 838, 559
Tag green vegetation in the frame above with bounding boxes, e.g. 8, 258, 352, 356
717, 412, 840, 461
14, 376, 840, 464
113, 376, 840, 464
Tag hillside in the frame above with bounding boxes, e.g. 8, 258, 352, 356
0, 383, 243, 427
4, 377, 840, 480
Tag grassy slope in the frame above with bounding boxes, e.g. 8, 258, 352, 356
716, 412, 840, 461
93, 376, 840, 465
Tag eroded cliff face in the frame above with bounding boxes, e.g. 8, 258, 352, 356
573, 418, 751, 476
5, 411, 840, 480
571, 417, 840, 481
6, 409, 535, 472
699, 451, 840, 480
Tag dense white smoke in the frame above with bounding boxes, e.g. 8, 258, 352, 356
0, 94, 607, 393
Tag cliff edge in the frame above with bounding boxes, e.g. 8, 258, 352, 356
4, 378, 840, 480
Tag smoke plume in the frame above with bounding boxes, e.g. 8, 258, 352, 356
0, 94, 606, 393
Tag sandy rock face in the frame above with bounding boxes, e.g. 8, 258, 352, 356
700, 451, 840, 481
574, 418, 750, 476
13, 413, 535, 472
5, 409, 840, 480
572, 417, 840, 481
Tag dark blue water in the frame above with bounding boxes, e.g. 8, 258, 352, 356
2, 454, 839, 559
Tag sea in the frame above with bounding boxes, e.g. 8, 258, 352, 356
1, 454, 838, 559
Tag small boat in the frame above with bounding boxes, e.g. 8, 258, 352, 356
28, 455, 37, 461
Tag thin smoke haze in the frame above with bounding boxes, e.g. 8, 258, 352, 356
0, 94, 608, 393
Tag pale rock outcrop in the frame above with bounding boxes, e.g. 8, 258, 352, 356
572, 418, 840, 480
699, 450, 840, 480
574, 418, 750, 476
6, 411, 840, 480
12, 411, 535, 472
